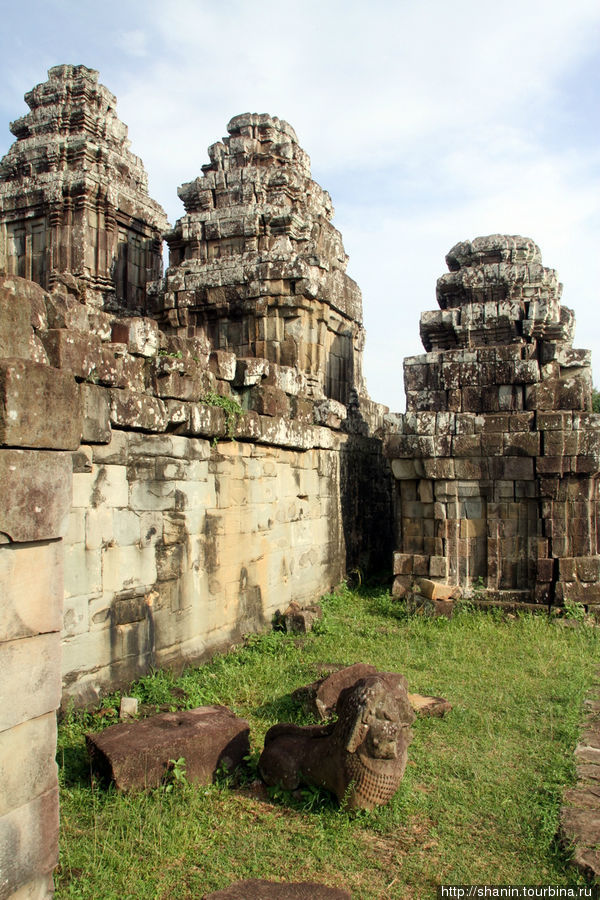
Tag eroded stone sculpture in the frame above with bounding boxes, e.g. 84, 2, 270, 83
292, 662, 451, 720
259, 675, 414, 809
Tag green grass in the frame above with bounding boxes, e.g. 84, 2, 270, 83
56, 586, 599, 899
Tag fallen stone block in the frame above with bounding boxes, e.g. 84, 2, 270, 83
416, 578, 460, 601
260, 675, 414, 810
119, 697, 139, 719
279, 601, 323, 634
203, 880, 351, 899
407, 693, 452, 718
87, 706, 250, 791
560, 805, 600, 847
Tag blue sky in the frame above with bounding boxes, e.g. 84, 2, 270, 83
1, 0, 599, 410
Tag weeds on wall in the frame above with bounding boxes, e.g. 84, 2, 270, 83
202, 391, 243, 440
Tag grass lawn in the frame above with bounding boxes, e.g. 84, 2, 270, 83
55, 587, 599, 899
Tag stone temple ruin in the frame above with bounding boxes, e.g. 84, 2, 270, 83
1, 64, 600, 897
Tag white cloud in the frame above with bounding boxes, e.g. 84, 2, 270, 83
115, 30, 149, 59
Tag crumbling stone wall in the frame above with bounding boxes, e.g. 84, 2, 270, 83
385, 236, 600, 607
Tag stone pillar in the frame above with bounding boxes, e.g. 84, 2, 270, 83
0, 275, 79, 898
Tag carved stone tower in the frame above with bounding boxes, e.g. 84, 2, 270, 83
151, 113, 366, 404
386, 235, 600, 608
0, 64, 168, 310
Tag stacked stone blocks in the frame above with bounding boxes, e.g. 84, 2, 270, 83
386, 236, 600, 607
152, 112, 367, 406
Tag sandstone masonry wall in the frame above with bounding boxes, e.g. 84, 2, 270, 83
0, 270, 369, 706
0, 276, 73, 899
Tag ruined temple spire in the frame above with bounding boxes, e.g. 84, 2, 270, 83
0, 64, 168, 309
152, 112, 366, 405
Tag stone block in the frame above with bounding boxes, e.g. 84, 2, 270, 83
85, 506, 114, 550
416, 578, 460, 600
412, 554, 429, 575
209, 350, 237, 381
92, 430, 129, 465
0, 633, 61, 732
429, 556, 448, 578
87, 706, 250, 791
102, 545, 157, 595
454, 458, 486, 479
111, 317, 159, 357
250, 386, 290, 418
536, 558, 554, 582
390, 458, 422, 479
234, 357, 269, 386
393, 552, 413, 575
42, 328, 103, 379
0, 359, 81, 450
0, 713, 57, 818
0, 542, 63, 641
63, 544, 102, 599
187, 402, 227, 437
0, 786, 59, 900
452, 434, 481, 457
81, 383, 111, 444
110, 390, 168, 432
313, 399, 346, 428
500, 457, 534, 480
63, 593, 89, 636
392, 575, 411, 598
0, 288, 31, 359
577, 557, 600, 583
0, 449, 71, 542
120, 697, 139, 719
503, 432, 539, 456
423, 458, 455, 479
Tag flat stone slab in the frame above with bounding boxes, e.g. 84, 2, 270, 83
203, 879, 351, 898
87, 705, 249, 791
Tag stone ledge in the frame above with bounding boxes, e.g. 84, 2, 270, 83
560, 672, 600, 878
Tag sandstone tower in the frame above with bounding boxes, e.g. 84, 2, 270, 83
386, 235, 600, 608
151, 113, 367, 405
0, 65, 168, 310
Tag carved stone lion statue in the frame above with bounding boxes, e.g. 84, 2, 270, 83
258, 675, 415, 810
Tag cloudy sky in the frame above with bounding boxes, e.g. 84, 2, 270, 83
1, 0, 599, 410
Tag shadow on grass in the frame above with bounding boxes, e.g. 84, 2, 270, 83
250, 691, 308, 725
58, 743, 94, 789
